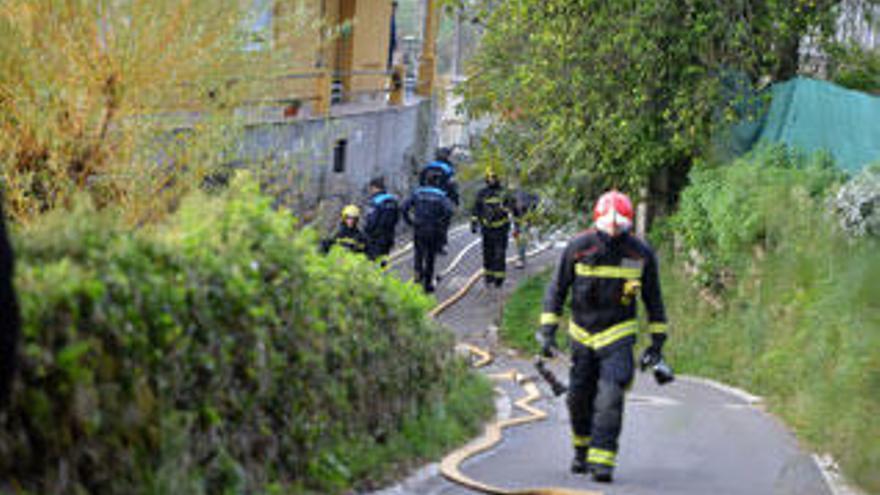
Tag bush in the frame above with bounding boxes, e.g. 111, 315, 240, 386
830, 165, 880, 238
1, 177, 487, 494
672, 145, 842, 288
664, 152, 880, 492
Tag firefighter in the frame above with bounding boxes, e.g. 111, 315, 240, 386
536, 190, 668, 483
471, 168, 513, 288
363, 177, 400, 266
402, 171, 454, 293
418, 147, 460, 206
419, 148, 459, 254
321, 204, 368, 254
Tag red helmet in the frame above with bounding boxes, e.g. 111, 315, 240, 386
593, 190, 633, 236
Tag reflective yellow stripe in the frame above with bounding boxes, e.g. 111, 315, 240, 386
572, 435, 591, 448
587, 448, 617, 466
540, 313, 559, 325
575, 264, 641, 279
568, 320, 637, 350
649, 323, 668, 334
485, 270, 506, 278
482, 218, 509, 228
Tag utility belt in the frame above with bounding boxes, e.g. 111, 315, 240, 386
568, 319, 637, 350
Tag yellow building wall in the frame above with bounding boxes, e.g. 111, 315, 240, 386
350, 0, 393, 95
265, 0, 392, 102
272, 0, 324, 100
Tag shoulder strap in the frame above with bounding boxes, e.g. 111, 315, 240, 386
425, 161, 453, 176
372, 193, 397, 205
416, 186, 447, 197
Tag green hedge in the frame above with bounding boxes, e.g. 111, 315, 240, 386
0, 178, 489, 494
662, 148, 880, 491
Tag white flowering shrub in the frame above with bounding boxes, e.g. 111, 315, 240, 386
831, 166, 880, 238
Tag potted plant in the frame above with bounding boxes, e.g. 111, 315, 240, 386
283, 98, 302, 118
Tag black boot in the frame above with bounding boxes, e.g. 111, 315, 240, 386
570, 447, 588, 474
590, 463, 614, 483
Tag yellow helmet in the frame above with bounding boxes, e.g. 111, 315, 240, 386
341, 204, 361, 219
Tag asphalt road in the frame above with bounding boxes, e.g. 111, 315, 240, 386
381, 225, 833, 495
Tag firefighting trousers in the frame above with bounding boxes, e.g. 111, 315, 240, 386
567, 343, 634, 467
414, 229, 444, 289
366, 238, 393, 265
481, 227, 509, 286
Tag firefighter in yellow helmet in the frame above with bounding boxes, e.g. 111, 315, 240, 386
321, 204, 368, 254
471, 168, 514, 288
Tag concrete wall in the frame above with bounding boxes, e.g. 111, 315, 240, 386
238, 98, 434, 224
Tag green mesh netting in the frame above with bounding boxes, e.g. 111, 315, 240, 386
727, 77, 880, 174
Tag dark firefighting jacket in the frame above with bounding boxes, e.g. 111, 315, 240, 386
402, 186, 454, 234
472, 184, 513, 232
321, 223, 368, 254
540, 229, 667, 355
364, 191, 400, 248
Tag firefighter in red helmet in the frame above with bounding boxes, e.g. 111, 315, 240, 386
536, 190, 669, 483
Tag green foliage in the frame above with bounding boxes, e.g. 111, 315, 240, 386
309, 366, 493, 492
672, 145, 842, 287
460, 0, 853, 213
827, 43, 880, 92
664, 151, 880, 491
0, 0, 321, 225
1, 176, 491, 494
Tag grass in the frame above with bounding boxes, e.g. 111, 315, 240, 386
662, 235, 880, 492
501, 269, 553, 353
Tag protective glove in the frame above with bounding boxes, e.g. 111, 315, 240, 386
470, 220, 479, 234
639, 346, 662, 371
639, 338, 674, 385
639, 332, 666, 370
535, 330, 558, 358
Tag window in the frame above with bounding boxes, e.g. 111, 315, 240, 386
333, 139, 348, 173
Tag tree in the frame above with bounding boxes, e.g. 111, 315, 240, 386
460, 0, 870, 211
0, 0, 319, 224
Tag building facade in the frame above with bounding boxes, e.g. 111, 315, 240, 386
236, 0, 438, 225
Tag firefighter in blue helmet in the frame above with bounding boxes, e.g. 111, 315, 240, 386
471, 168, 513, 288
321, 204, 368, 254
363, 177, 400, 266
402, 171, 454, 293
418, 147, 460, 206
537, 191, 669, 483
